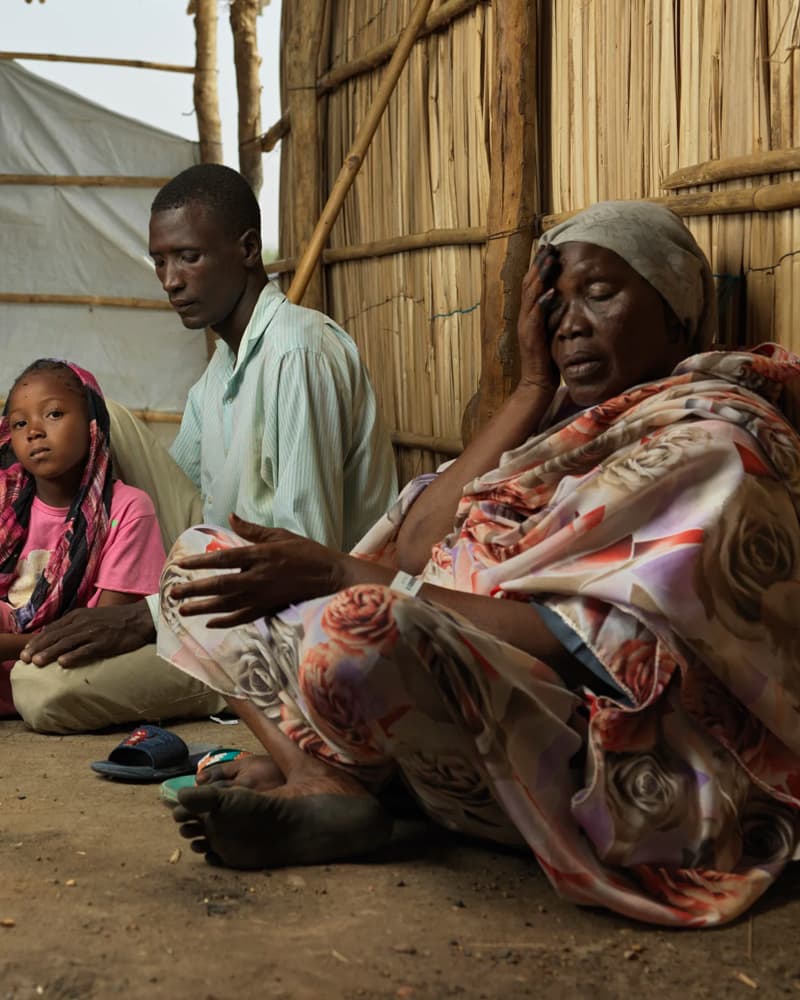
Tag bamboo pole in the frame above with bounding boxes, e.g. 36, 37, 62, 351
0, 402, 184, 426
0, 174, 170, 188
662, 147, 800, 189
325, 226, 487, 262
0, 402, 463, 449
269, 225, 489, 273
0, 52, 194, 73
130, 410, 182, 425
193, 0, 223, 164
266, 256, 296, 275
286, 0, 437, 306
317, 0, 484, 94
230, 0, 263, 194
474, 0, 541, 428
255, 112, 290, 153
542, 181, 800, 229
0, 293, 171, 310
192, 0, 222, 360
391, 430, 462, 455
280, 0, 329, 311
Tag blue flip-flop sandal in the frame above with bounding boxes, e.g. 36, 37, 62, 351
159, 748, 252, 804
90, 725, 220, 783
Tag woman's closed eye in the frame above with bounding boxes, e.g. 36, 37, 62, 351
586, 283, 616, 302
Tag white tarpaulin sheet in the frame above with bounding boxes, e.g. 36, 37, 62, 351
0, 60, 206, 411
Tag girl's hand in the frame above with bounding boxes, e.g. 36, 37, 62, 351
517, 245, 561, 392
169, 514, 350, 627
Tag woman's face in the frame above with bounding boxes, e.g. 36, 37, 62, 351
545, 241, 687, 408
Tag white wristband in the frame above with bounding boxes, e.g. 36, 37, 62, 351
145, 592, 160, 625
390, 570, 424, 598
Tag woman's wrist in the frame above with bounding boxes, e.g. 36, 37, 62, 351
516, 371, 558, 396
505, 377, 557, 430
335, 552, 393, 593
330, 552, 358, 592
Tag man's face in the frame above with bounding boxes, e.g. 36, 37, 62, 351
149, 203, 248, 331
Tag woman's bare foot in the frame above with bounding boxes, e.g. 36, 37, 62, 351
195, 753, 283, 793
173, 739, 392, 869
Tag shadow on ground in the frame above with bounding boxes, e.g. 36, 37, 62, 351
2, 719, 799, 1000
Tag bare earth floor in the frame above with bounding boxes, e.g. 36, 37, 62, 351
2, 718, 800, 1000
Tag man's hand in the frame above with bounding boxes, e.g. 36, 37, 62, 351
19, 601, 156, 668
168, 513, 350, 628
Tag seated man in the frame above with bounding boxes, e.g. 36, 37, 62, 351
11, 164, 397, 733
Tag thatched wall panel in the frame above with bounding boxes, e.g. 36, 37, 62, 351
279, 0, 800, 485
547, 0, 800, 350
322, 0, 493, 462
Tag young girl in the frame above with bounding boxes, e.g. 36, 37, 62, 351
0, 359, 166, 715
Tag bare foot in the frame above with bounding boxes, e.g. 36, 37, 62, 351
196, 753, 284, 793
173, 752, 392, 869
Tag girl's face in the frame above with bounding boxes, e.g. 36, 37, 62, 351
7, 371, 90, 507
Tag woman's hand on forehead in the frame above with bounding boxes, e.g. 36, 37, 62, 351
516, 247, 561, 391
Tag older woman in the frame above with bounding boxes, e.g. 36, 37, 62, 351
161, 201, 800, 927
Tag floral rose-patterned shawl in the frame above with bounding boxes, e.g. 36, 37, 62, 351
354, 344, 800, 917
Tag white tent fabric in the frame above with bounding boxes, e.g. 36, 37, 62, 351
0, 60, 206, 413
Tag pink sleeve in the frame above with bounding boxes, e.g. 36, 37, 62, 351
88, 483, 166, 602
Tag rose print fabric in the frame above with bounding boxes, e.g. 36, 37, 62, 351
158, 345, 800, 926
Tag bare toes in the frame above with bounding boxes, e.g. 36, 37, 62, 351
177, 819, 205, 838
174, 784, 393, 869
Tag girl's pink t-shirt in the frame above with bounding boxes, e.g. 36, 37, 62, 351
0, 481, 166, 715
8, 481, 166, 608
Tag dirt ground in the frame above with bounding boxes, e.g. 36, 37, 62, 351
3, 718, 800, 1000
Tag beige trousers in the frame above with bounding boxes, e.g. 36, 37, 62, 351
10, 401, 225, 733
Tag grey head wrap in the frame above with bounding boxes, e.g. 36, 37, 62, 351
539, 200, 717, 351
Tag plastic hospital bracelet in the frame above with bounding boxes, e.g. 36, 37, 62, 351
389, 570, 424, 598
144, 592, 160, 625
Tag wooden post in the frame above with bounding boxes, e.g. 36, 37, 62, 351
230, 0, 263, 195
473, 1, 541, 429
280, 0, 330, 310
662, 147, 800, 189
0, 52, 194, 73
286, 0, 436, 306
192, 0, 223, 165
259, 113, 290, 153
192, 0, 223, 360
541, 181, 800, 229
0, 174, 171, 188
279, 0, 329, 311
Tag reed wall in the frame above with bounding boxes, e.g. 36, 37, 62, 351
320, 0, 494, 482
280, 0, 800, 484
546, 0, 800, 349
